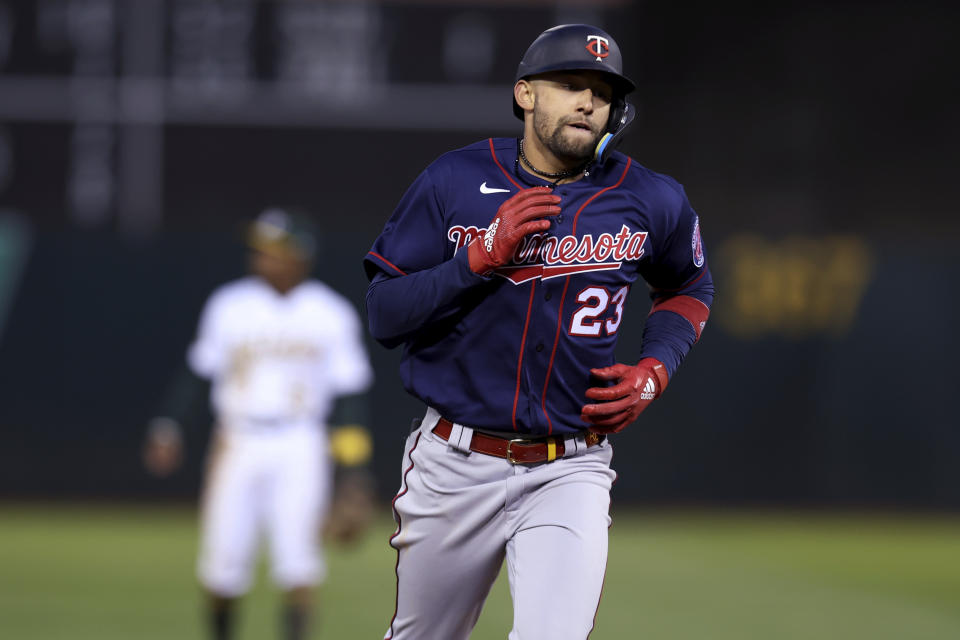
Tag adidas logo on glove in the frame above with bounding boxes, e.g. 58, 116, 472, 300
640, 377, 657, 400
484, 218, 500, 252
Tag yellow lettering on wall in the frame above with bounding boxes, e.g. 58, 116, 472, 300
714, 235, 873, 338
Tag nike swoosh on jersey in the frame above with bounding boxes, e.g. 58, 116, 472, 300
480, 182, 511, 194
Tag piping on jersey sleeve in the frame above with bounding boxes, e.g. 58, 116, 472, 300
366, 251, 408, 277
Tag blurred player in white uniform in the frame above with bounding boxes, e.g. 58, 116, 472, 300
144, 208, 375, 640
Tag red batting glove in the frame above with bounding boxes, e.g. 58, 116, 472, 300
580, 358, 669, 434
467, 187, 561, 274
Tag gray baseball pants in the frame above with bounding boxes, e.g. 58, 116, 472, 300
383, 407, 617, 640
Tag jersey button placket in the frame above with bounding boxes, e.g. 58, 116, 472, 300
554, 190, 567, 225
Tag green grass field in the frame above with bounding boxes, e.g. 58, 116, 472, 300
1, 504, 959, 639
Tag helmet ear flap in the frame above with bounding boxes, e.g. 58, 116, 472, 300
595, 98, 636, 165
606, 96, 626, 134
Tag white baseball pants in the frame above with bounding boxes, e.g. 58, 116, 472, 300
197, 423, 331, 597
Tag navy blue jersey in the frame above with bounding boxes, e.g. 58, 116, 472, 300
365, 137, 714, 436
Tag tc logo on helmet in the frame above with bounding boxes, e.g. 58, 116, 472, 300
586, 35, 610, 62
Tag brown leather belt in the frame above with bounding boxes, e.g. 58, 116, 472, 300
432, 417, 603, 464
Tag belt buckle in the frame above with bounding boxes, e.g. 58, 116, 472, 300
505, 438, 526, 464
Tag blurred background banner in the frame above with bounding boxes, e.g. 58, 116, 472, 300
0, 0, 957, 508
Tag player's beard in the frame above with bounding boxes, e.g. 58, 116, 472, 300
533, 109, 601, 165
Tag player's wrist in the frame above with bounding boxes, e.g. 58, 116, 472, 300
467, 239, 496, 275
636, 357, 668, 396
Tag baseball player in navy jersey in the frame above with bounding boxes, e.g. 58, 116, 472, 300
143, 208, 374, 640
363, 24, 714, 640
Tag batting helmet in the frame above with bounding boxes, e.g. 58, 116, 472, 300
512, 24, 635, 120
